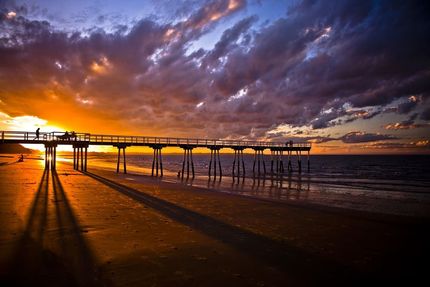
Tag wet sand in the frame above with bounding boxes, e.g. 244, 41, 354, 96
1, 158, 429, 286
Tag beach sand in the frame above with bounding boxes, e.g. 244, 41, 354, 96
0, 157, 429, 286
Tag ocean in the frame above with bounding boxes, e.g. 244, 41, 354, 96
54, 153, 430, 217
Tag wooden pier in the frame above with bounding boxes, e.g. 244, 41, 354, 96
1, 131, 311, 178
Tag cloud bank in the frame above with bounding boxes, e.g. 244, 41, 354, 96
0, 0, 429, 142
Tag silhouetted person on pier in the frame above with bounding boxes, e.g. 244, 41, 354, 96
57, 131, 70, 141
71, 131, 77, 140
34, 128, 40, 140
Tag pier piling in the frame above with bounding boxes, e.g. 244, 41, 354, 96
85, 147, 88, 171
180, 145, 195, 178
73, 147, 76, 169
44, 143, 57, 170
208, 147, 222, 178
72, 143, 89, 171
150, 144, 164, 177
209, 149, 213, 176
287, 150, 292, 172
270, 149, 285, 175
296, 150, 302, 173
232, 148, 245, 177
114, 144, 128, 174
253, 148, 266, 177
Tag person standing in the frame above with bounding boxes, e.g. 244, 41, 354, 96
34, 128, 40, 140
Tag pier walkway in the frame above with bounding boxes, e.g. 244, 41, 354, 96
1, 131, 311, 178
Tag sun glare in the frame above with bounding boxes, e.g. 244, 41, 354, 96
1, 113, 63, 132
0, 112, 67, 152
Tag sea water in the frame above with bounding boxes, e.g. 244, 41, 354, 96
59, 153, 430, 216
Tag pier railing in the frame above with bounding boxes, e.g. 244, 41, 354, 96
88, 133, 311, 148
0, 131, 91, 142
1, 130, 311, 149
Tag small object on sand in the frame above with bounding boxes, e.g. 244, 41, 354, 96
17, 154, 24, 162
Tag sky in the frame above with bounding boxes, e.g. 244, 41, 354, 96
0, 0, 429, 154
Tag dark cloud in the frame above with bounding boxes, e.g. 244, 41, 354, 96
339, 132, 397, 143
182, 0, 246, 30
345, 109, 381, 121
0, 0, 430, 140
203, 15, 257, 68
310, 106, 346, 129
396, 96, 421, 114
282, 132, 399, 144
384, 122, 430, 130
211, 0, 430, 131
363, 140, 430, 150
383, 113, 430, 130
264, 131, 401, 145
420, 107, 430, 121
306, 136, 336, 144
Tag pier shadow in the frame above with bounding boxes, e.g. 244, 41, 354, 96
3, 170, 102, 287
180, 176, 194, 185
83, 171, 367, 285
218, 174, 311, 202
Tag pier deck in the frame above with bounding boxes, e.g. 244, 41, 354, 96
1, 131, 310, 150
1, 131, 311, 177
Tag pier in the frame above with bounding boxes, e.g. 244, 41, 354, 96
1, 131, 311, 177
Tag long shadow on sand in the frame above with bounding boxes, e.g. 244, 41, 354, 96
2, 169, 103, 287
84, 171, 371, 285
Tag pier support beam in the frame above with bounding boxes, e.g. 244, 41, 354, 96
232, 147, 245, 177
44, 143, 57, 170
53, 146, 56, 170
296, 150, 302, 173
81, 147, 84, 172
270, 149, 284, 175
280, 150, 284, 173
85, 147, 88, 171
307, 150, 310, 172
287, 150, 293, 173
73, 147, 76, 169
252, 148, 266, 177
45, 146, 50, 169
76, 147, 80, 170
73, 143, 89, 171
150, 144, 164, 177
114, 145, 127, 174
180, 145, 195, 179
208, 146, 222, 178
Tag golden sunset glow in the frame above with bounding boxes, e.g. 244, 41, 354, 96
0, 0, 428, 155
1, 3, 429, 287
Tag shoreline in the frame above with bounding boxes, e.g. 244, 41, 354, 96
73, 161, 430, 218
86, 168, 430, 228
3, 154, 430, 217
